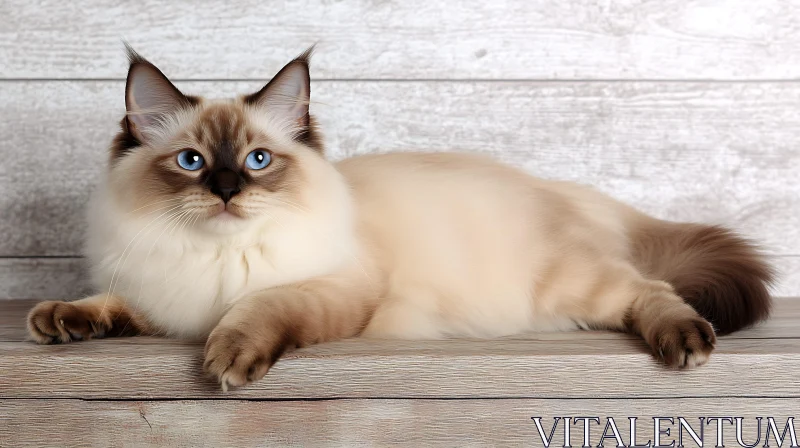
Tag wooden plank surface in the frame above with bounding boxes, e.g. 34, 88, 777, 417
2, 81, 799, 258
1, 398, 796, 447
5, 337, 800, 400
2, 0, 800, 80
1, 299, 799, 400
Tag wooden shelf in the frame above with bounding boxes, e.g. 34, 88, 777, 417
2, 299, 798, 445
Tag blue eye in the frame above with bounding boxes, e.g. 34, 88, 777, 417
177, 150, 205, 171
246, 149, 271, 170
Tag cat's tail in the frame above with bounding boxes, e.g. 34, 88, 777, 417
630, 220, 775, 335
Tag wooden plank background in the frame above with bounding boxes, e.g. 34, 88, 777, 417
3, 0, 800, 80
1, 0, 799, 299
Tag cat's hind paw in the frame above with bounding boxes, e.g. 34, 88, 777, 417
650, 315, 716, 369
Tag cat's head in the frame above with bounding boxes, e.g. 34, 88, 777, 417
107, 45, 334, 235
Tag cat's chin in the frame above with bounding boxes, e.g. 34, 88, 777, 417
214, 210, 242, 221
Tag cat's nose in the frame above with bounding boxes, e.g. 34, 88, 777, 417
209, 169, 242, 203
216, 186, 240, 203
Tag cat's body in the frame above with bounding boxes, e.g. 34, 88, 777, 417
87, 150, 635, 339
28, 48, 774, 390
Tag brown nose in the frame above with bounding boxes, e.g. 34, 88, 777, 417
208, 169, 242, 203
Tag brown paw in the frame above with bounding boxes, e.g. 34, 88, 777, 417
650, 316, 716, 369
204, 327, 289, 391
27, 301, 110, 344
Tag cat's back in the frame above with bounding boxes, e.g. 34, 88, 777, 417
336, 151, 535, 197
336, 151, 550, 239
336, 150, 521, 176
335, 151, 626, 217
336, 150, 636, 270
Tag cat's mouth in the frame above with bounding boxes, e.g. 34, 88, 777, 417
208, 201, 245, 220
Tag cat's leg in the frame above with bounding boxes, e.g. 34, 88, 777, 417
566, 260, 716, 368
27, 294, 153, 344
203, 277, 375, 390
623, 278, 716, 368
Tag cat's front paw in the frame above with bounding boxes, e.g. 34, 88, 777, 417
27, 300, 111, 344
203, 326, 287, 391
649, 315, 716, 369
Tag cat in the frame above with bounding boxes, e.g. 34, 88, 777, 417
27, 46, 774, 391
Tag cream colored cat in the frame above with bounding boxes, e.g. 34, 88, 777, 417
28, 47, 774, 391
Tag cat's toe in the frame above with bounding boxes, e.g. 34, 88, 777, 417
28, 301, 71, 344
203, 327, 276, 391
651, 316, 716, 369
27, 301, 108, 344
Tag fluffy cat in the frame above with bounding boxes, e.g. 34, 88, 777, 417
27, 47, 774, 390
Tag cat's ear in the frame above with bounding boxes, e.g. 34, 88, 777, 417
244, 47, 313, 132
124, 44, 195, 143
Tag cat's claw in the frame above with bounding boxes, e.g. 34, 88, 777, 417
203, 326, 279, 391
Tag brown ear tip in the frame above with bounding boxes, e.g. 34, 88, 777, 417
123, 41, 149, 67
294, 44, 316, 66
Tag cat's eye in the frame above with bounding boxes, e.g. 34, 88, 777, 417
246, 149, 271, 170
176, 150, 205, 171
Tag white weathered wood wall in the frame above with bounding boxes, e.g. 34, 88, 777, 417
1, 0, 799, 298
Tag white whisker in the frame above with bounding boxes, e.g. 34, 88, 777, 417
124, 198, 183, 216
122, 210, 189, 334
175, 209, 197, 235
97, 204, 184, 325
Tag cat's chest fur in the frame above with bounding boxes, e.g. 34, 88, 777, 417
86, 192, 355, 337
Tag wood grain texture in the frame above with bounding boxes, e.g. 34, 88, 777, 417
5, 337, 800, 400
2, 0, 800, 80
1, 398, 796, 447
2, 297, 800, 400
777, 255, 800, 297
2, 81, 799, 258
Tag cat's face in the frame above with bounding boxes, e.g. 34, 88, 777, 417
107, 47, 325, 234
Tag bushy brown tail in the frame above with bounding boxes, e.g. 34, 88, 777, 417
630, 221, 775, 335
